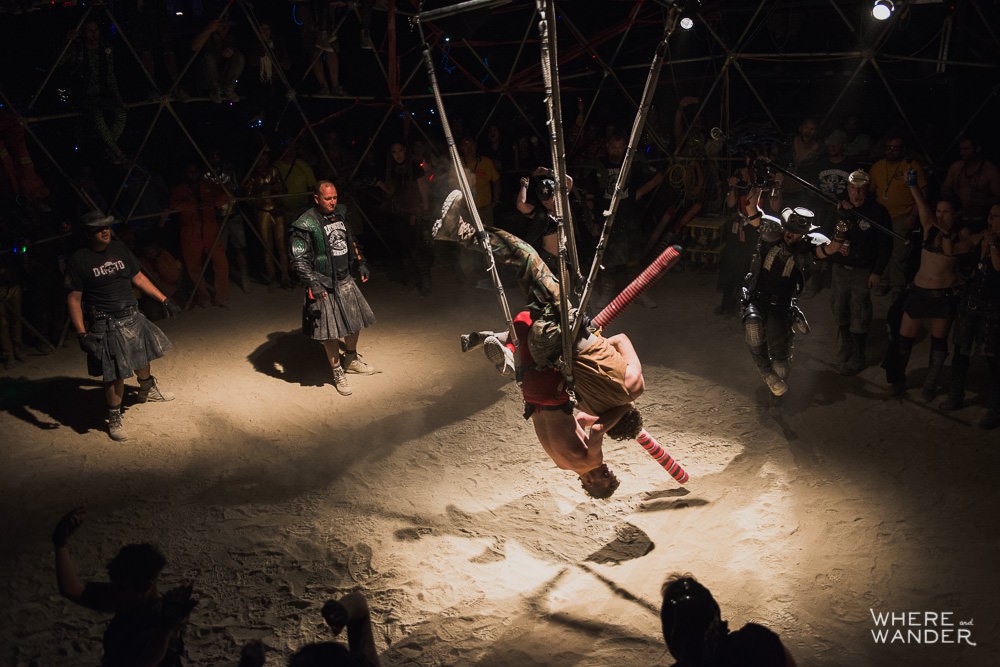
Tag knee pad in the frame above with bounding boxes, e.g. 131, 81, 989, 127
744, 310, 766, 347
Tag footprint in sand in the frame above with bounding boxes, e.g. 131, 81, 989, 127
394, 526, 434, 541
348, 543, 376, 584
469, 536, 506, 563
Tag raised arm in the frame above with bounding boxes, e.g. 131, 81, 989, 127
516, 175, 535, 215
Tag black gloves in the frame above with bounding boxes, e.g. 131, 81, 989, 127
309, 282, 328, 300
52, 508, 85, 547
78, 332, 102, 356
162, 298, 182, 318
357, 264, 370, 282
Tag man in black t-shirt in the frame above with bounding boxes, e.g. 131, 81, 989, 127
827, 170, 892, 375
66, 212, 180, 441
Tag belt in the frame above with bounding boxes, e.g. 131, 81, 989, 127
751, 293, 792, 307
912, 286, 952, 299
91, 305, 138, 320
523, 401, 573, 419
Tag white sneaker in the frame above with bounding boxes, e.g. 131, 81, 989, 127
137, 376, 175, 403
484, 336, 515, 377
332, 367, 353, 396
108, 409, 128, 441
342, 351, 377, 375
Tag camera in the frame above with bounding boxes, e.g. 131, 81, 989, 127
751, 158, 775, 190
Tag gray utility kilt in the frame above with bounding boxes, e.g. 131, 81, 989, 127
303, 277, 376, 341
86, 306, 172, 382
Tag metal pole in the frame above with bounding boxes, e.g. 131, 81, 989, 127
416, 6, 517, 346
765, 160, 907, 243
572, 4, 682, 344
536, 0, 577, 389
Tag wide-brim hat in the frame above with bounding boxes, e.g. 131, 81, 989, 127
780, 206, 817, 235
80, 210, 115, 227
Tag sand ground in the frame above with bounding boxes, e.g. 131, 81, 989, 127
1, 260, 997, 666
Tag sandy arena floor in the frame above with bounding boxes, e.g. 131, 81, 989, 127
1, 261, 997, 666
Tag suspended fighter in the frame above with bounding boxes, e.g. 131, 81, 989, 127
740, 161, 848, 397
433, 190, 644, 499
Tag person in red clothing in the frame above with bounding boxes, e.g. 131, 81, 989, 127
169, 161, 232, 307
436, 191, 643, 498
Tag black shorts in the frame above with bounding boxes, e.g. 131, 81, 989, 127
902, 286, 954, 320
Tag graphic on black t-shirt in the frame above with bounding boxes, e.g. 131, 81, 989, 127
66, 239, 141, 312
319, 215, 351, 278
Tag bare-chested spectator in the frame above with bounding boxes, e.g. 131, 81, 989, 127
940, 136, 1000, 226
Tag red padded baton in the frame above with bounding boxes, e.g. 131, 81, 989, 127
636, 429, 689, 484
593, 245, 683, 330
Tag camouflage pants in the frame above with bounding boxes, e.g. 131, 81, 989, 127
482, 228, 562, 308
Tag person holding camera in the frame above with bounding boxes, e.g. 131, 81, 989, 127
515, 165, 575, 276
828, 170, 893, 375
52, 507, 197, 666
740, 168, 847, 398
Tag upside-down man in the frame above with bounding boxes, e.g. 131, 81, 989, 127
434, 190, 644, 498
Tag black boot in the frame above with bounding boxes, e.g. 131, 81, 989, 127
843, 333, 867, 376
889, 336, 914, 396
922, 338, 948, 402
939, 351, 968, 411
749, 344, 786, 396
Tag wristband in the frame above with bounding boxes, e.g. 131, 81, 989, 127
745, 211, 762, 222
